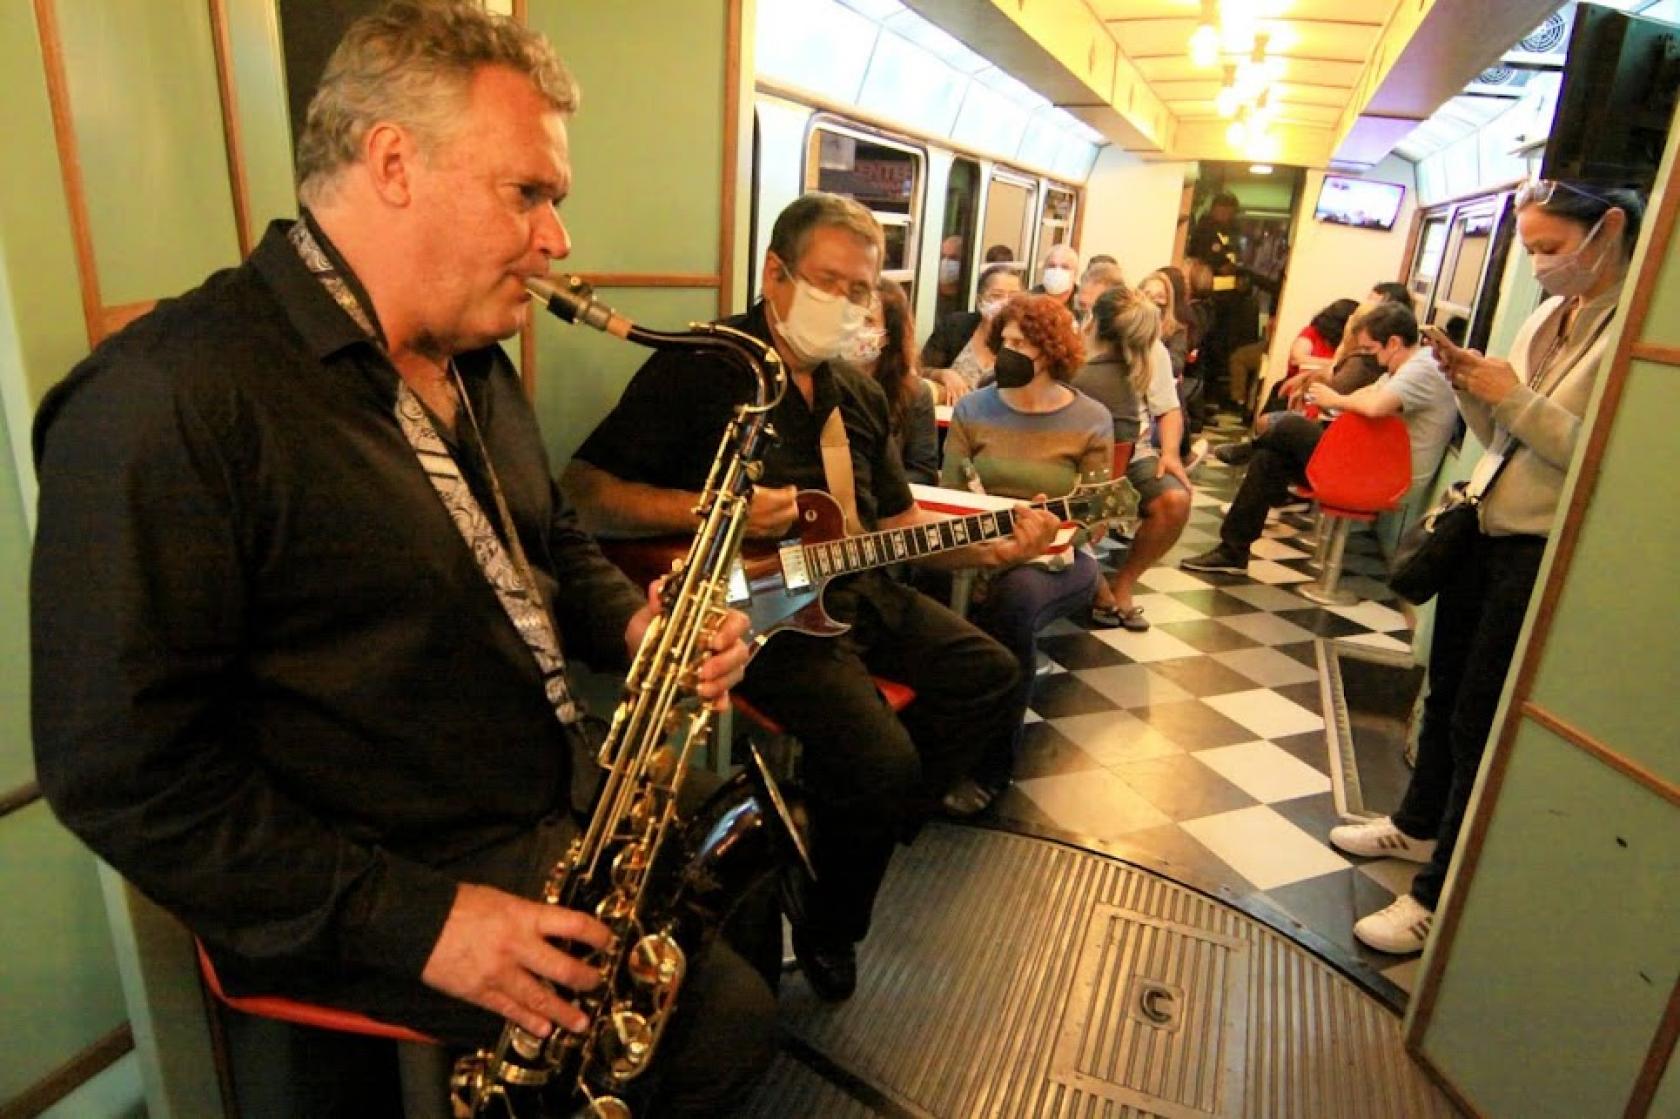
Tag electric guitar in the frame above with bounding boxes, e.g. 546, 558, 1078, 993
601, 477, 1137, 650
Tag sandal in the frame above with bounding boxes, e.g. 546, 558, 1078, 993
941, 777, 1001, 818
1091, 604, 1150, 632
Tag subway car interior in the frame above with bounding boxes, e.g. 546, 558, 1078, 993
4, 1, 1679, 1117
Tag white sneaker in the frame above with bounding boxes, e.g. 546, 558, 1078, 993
1354, 893, 1434, 955
1328, 816, 1436, 863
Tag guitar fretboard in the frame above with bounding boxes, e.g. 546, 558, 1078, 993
801, 494, 1077, 580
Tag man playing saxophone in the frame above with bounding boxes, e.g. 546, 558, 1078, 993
30, 3, 772, 1114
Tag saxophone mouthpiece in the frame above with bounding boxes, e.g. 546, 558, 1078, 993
527, 274, 634, 339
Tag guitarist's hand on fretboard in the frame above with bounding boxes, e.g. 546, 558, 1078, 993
982, 496, 1060, 568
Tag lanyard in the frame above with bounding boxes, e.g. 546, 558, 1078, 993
289, 219, 578, 725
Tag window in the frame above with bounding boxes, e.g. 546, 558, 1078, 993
1409, 216, 1450, 305
979, 173, 1036, 277
935, 158, 980, 321
806, 123, 924, 301
1036, 186, 1077, 262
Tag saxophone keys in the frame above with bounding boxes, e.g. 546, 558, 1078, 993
626, 931, 686, 990
584, 1097, 631, 1119
605, 1009, 655, 1078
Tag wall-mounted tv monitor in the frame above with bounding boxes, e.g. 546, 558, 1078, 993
1314, 175, 1407, 231
1543, 4, 1680, 191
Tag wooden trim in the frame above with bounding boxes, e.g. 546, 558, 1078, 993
0, 1024, 133, 1119
1404, 1042, 1488, 1119
510, 0, 525, 21
574, 272, 722, 289
0, 780, 42, 821
1629, 340, 1680, 366
718, 0, 743, 318
33, 0, 104, 348
1523, 702, 1680, 808
1398, 208, 1423, 285
1627, 974, 1680, 1118
101, 300, 157, 338
1408, 127, 1680, 1055
207, 0, 253, 258
1418, 178, 1527, 218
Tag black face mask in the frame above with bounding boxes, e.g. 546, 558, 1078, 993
994, 347, 1036, 388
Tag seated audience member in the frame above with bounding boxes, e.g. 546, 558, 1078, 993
1076, 259, 1125, 324
841, 277, 937, 484
1074, 288, 1192, 630
1183, 302, 1456, 574
1214, 299, 1388, 467
562, 192, 1057, 1001
1033, 243, 1081, 318
920, 262, 1024, 402
940, 294, 1111, 813
1139, 269, 1189, 381
985, 243, 1015, 263
1215, 295, 1357, 463
1369, 280, 1413, 308
30, 6, 775, 1114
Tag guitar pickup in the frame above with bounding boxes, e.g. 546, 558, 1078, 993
779, 543, 811, 590
725, 558, 751, 606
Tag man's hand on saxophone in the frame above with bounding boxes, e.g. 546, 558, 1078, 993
420, 883, 614, 1040
625, 578, 755, 711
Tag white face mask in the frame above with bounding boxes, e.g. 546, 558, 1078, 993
978, 294, 1008, 319
771, 274, 866, 367
839, 326, 885, 368
1532, 215, 1611, 298
1041, 266, 1074, 296
939, 258, 962, 285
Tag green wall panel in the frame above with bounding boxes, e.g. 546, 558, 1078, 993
1421, 721, 1678, 1118
0, 340, 32, 792
57, 1, 240, 305
529, 0, 725, 276
1528, 358, 1680, 786
0, 801, 128, 1104
534, 287, 718, 469
228, 0, 297, 233
1642, 236, 1680, 351
0, 0, 94, 408
1649, 1055, 1679, 1119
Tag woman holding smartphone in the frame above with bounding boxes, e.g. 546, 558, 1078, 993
1328, 180, 1645, 955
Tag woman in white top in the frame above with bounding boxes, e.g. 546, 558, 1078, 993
1329, 180, 1646, 956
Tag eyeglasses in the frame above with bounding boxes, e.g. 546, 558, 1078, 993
776, 255, 874, 308
1514, 179, 1617, 210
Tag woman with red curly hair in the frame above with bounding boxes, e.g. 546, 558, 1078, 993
938, 294, 1113, 814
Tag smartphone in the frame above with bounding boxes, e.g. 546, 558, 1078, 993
1420, 324, 1457, 352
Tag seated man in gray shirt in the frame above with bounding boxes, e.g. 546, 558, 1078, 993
1183, 302, 1455, 574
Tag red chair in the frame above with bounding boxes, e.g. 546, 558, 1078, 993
1292, 414, 1410, 606
196, 939, 437, 1044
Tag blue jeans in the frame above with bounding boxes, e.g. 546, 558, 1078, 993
970, 549, 1100, 788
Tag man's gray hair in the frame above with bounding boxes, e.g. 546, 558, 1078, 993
767, 192, 885, 272
295, 0, 578, 206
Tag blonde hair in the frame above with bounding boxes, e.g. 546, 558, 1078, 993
296, 0, 578, 206
1089, 286, 1162, 394
1139, 269, 1182, 341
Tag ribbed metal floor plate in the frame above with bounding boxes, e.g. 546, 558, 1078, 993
738, 823, 1458, 1118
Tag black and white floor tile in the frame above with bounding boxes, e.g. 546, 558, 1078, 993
990, 415, 1428, 999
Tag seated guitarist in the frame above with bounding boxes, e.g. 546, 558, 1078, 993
562, 192, 1058, 1001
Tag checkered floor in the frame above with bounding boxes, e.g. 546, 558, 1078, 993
988, 415, 1428, 1001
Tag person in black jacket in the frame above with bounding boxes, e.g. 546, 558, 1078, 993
919, 262, 1023, 402
30, 6, 768, 1114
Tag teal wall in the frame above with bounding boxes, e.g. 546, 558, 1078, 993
526, 0, 739, 467
1413, 114, 1680, 1115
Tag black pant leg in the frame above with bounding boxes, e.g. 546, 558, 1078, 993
1410, 536, 1546, 908
1219, 418, 1320, 554
644, 941, 778, 1119
734, 616, 924, 944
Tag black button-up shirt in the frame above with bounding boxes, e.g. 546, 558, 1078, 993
30, 220, 644, 985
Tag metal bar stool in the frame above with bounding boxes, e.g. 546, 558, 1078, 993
1292, 414, 1411, 607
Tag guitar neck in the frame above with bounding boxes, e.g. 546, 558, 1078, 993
800, 494, 1076, 579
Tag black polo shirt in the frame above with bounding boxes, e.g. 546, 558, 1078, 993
574, 301, 913, 531
30, 219, 644, 988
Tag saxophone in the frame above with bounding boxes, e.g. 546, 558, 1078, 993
450, 276, 810, 1119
